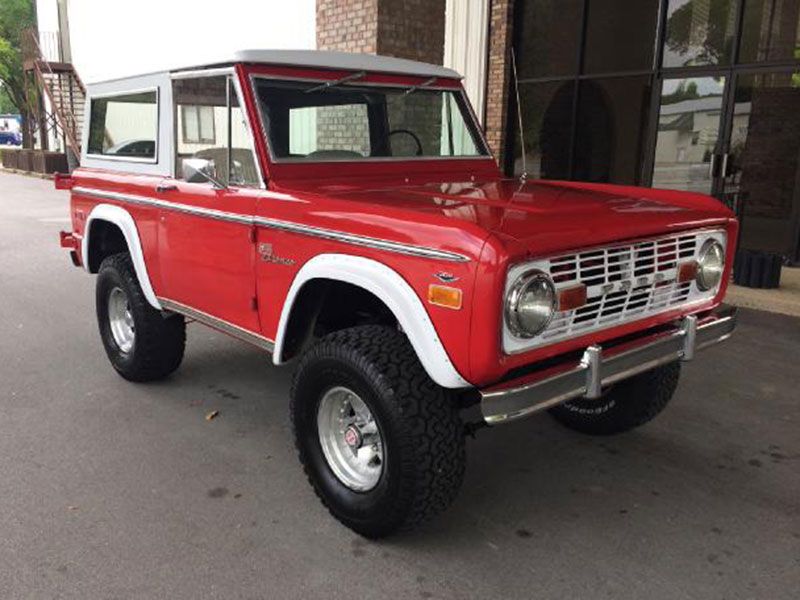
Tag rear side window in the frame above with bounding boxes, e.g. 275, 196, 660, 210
87, 90, 158, 160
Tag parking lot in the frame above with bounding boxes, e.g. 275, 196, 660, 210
1, 171, 798, 599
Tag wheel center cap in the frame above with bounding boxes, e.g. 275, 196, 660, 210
343, 425, 362, 449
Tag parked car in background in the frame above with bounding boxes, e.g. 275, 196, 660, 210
0, 130, 22, 146
104, 139, 156, 158
57, 50, 738, 538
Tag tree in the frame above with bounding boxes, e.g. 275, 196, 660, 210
665, 0, 736, 66
0, 0, 36, 147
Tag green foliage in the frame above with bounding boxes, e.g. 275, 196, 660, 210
0, 0, 35, 113
665, 0, 735, 66
662, 81, 701, 105
1, 84, 18, 113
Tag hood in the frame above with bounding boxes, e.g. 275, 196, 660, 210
282, 177, 734, 259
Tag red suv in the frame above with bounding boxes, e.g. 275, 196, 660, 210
58, 50, 737, 537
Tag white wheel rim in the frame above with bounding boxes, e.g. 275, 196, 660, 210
108, 287, 135, 353
316, 386, 384, 492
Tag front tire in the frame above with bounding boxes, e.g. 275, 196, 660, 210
290, 325, 465, 538
96, 253, 186, 382
549, 362, 681, 435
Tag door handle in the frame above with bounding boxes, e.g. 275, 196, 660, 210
708, 153, 718, 179
155, 182, 178, 193
721, 153, 730, 178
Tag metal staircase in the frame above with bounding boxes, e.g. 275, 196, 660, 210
22, 28, 85, 164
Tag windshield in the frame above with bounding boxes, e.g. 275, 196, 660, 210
254, 78, 488, 161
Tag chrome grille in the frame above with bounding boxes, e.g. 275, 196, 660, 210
542, 233, 699, 342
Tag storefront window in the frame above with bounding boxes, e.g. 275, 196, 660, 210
583, 0, 661, 74
663, 0, 738, 67
515, 0, 582, 79
739, 0, 800, 63
572, 76, 651, 183
512, 81, 574, 178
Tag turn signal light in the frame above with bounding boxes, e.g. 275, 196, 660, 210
677, 260, 699, 284
557, 284, 587, 311
428, 285, 463, 310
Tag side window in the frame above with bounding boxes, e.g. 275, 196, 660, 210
87, 91, 158, 160
173, 75, 260, 187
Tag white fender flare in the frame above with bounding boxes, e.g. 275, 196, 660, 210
82, 203, 162, 310
273, 254, 471, 389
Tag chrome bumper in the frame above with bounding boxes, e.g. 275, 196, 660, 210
481, 305, 737, 425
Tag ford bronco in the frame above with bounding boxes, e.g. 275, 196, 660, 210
58, 50, 737, 537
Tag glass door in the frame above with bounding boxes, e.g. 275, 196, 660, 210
720, 69, 800, 259
651, 75, 727, 195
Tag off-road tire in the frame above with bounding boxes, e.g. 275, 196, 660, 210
549, 362, 681, 435
290, 325, 466, 538
96, 253, 185, 382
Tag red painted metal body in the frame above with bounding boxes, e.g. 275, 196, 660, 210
61, 62, 737, 388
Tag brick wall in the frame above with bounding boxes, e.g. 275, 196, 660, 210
317, 0, 379, 53
317, 0, 445, 65
376, 0, 445, 64
484, 0, 515, 169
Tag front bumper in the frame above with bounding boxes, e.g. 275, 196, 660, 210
480, 304, 737, 425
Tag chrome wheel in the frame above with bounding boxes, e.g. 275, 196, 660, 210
108, 287, 135, 353
316, 386, 384, 492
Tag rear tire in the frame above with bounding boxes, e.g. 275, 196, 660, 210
290, 325, 465, 538
549, 362, 681, 435
96, 253, 185, 382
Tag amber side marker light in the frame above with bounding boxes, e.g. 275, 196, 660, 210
428, 285, 463, 310
557, 284, 587, 311
677, 260, 699, 284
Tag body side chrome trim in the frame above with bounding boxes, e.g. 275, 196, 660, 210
250, 216, 469, 261
158, 297, 275, 352
72, 186, 469, 262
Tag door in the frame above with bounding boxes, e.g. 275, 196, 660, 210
651, 75, 728, 195
158, 73, 263, 331
718, 69, 800, 260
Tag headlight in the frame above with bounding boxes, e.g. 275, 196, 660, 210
505, 270, 557, 338
697, 239, 725, 291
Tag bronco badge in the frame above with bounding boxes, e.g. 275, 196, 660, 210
258, 242, 296, 265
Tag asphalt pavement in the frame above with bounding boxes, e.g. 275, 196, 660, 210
1, 171, 798, 599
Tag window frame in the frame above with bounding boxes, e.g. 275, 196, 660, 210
249, 74, 491, 164
85, 86, 160, 164
170, 68, 266, 189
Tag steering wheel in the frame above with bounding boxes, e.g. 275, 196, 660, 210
388, 129, 423, 157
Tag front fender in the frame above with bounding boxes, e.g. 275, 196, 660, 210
273, 253, 471, 389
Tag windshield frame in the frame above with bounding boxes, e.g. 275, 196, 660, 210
248, 73, 491, 165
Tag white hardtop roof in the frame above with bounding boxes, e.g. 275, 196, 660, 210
226, 50, 461, 79
87, 50, 461, 87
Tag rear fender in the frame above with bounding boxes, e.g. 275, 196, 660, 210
83, 203, 161, 310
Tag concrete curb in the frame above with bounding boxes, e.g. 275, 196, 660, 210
0, 167, 55, 180
724, 268, 800, 318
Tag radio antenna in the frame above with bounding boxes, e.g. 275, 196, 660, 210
511, 48, 528, 181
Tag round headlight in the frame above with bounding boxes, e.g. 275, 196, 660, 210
697, 239, 725, 291
505, 270, 557, 338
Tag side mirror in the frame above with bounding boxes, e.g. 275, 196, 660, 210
182, 157, 225, 188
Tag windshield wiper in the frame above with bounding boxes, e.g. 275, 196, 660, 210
404, 76, 437, 95
304, 70, 366, 93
